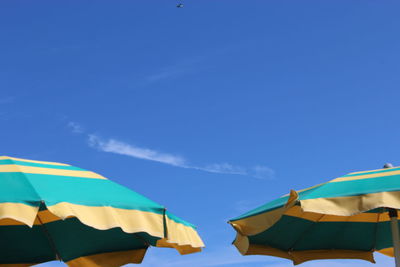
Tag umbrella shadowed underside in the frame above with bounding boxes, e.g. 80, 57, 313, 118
0, 156, 204, 267
229, 166, 400, 265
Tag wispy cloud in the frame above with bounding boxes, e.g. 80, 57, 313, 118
146, 67, 188, 83
67, 121, 84, 134
87, 134, 273, 179
251, 165, 275, 180
144, 57, 202, 84
88, 135, 186, 167
195, 163, 247, 175
66, 122, 273, 179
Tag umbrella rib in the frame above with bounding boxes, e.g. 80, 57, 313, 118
163, 208, 168, 239
372, 211, 381, 251
37, 213, 62, 261
288, 213, 325, 252
133, 233, 150, 247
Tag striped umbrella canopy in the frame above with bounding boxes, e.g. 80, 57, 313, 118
0, 156, 204, 267
229, 165, 400, 265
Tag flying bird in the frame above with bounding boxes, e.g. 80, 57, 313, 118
177, 3, 184, 8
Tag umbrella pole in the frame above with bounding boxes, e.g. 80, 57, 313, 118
389, 209, 400, 267
384, 164, 400, 266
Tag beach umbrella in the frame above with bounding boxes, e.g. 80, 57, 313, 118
0, 156, 204, 266
229, 164, 400, 266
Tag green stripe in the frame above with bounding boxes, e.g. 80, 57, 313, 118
46, 217, 152, 261
0, 217, 154, 264
248, 215, 393, 251
0, 224, 55, 264
0, 159, 85, 171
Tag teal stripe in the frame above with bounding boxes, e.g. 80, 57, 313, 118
230, 195, 291, 221
166, 211, 197, 229
299, 174, 400, 200
0, 159, 85, 171
0, 168, 199, 240
0, 172, 41, 205
232, 174, 400, 221
0, 172, 164, 214
232, 181, 337, 221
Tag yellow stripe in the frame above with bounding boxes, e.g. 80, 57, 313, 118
1, 201, 203, 254
231, 190, 400, 241
67, 249, 147, 267
0, 156, 69, 166
0, 203, 38, 227
283, 168, 400, 197
378, 247, 394, 257
36, 209, 63, 224
288, 249, 375, 265
47, 202, 165, 238
232, 232, 250, 255
284, 205, 382, 222
244, 244, 375, 265
233, 234, 375, 265
231, 205, 288, 236
0, 165, 106, 179
156, 215, 204, 254
0, 206, 63, 226
48, 203, 204, 255
0, 201, 204, 257
157, 239, 202, 255
348, 167, 398, 176
332, 170, 400, 182
0, 218, 27, 226
289, 172, 380, 194
300, 190, 400, 216
164, 216, 204, 248
230, 190, 298, 236
231, 203, 392, 240
246, 244, 292, 260
231, 203, 396, 234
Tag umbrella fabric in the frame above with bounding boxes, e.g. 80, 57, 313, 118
0, 156, 204, 267
229, 166, 400, 265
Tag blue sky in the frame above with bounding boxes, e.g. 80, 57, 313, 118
1, 1, 400, 266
